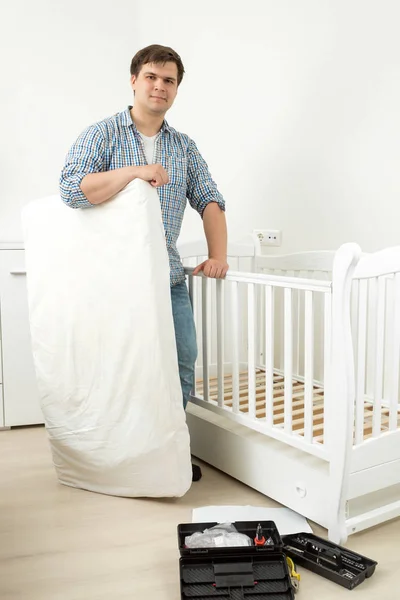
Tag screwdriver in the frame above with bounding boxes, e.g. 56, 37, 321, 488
254, 523, 266, 546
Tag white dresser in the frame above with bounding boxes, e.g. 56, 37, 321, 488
0, 243, 43, 427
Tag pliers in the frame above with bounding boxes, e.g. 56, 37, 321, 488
286, 556, 301, 593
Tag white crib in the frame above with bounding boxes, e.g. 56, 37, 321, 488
178, 236, 400, 544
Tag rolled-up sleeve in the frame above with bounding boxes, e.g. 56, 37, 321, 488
59, 125, 106, 209
186, 138, 225, 217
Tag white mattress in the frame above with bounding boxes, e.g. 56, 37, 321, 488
22, 179, 192, 498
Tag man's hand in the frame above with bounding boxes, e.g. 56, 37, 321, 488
134, 164, 169, 187
192, 257, 229, 279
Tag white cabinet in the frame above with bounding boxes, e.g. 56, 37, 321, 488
0, 335, 3, 427
0, 245, 43, 426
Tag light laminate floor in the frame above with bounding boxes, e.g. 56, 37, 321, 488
0, 426, 398, 599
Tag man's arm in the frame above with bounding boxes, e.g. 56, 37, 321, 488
186, 138, 228, 278
80, 167, 138, 205
193, 202, 229, 278
60, 125, 169, 208
80, 164, 169, 205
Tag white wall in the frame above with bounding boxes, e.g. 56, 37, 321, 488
1, 0, 399, 254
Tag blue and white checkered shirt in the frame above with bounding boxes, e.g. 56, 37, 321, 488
60, 107, 225, 286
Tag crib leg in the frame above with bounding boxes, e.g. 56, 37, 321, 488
328, 512, 348, 545
328, 527, 348, 545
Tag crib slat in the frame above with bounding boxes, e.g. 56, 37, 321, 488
355, 279, 368, 444
297, 288, 301, 376
390, 274, 400, 430
373, 277, 386, 438
291, 281, 300, 376
247, 284, 256, 418
323, 291, 332, 444
231, 281, 240, 414
188, 274, 195, 394
201, 277, 209, 402
207, 276, 213, 380
216, 279, 224, 407
304, 291, 314, 443
196, 263, 202, 379
265, 285, 274, 426
277, 273, 284, 371
284, 288, 293, 433
351, 280, 359, 359
255, 285, 263, 373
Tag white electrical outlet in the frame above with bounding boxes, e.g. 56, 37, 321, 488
253, 229, 282, 247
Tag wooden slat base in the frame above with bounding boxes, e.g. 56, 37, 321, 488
195, 369, 400, 444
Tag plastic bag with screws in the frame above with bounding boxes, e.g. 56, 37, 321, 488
185, 523, 252, 548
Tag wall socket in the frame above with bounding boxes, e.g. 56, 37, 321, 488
253, 229, 282, 247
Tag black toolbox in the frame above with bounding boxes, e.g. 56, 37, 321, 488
282, 532, 378, 590
177, 521, 295, 600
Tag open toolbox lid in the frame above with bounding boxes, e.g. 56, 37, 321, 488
282, 532, 378, 590
177, 521, 295, 599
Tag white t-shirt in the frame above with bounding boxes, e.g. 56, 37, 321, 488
139, 132, 157, 165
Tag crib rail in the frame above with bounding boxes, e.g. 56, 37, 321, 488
183, 243, 400, 463
185, 267, 332, 460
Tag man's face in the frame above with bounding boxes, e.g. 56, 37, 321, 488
131, 61, 179, 115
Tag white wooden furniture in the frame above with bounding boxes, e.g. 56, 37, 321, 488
180, 237, 400, 544
0, 243, 43, 427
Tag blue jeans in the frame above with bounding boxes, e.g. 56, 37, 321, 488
170, 281, 198, 409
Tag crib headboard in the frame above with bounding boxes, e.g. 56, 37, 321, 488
348, 246, 400, 443
255, 250, 335, 280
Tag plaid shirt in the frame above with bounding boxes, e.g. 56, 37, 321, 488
60, 106, 225, 286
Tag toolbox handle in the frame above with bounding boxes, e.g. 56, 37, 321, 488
214, 562, 255, 588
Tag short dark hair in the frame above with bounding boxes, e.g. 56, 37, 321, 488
130, 44, 185, 85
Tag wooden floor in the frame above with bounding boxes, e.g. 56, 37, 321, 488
0, 426, 398, 600
196, 369, 400, 443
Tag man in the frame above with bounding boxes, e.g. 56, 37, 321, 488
59, 44, 228, 482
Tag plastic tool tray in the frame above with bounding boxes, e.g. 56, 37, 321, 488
178, 521, 295, 600
282, 532, 378, 590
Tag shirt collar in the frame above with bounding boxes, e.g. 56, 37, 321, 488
121, 106, 171, 134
